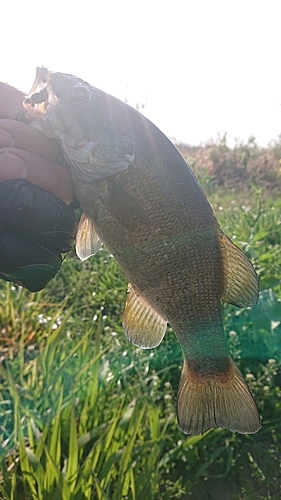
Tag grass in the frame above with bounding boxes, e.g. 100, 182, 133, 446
0, 185, 281, 499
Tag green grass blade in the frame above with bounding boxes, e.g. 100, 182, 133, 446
65, 405, 79, 492
114, 401, 146, 499
44, 388, 63, 492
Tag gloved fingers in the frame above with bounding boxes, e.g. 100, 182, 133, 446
0, 230, 62, 292
0, 179, 78, 292
0, 179, 78, 252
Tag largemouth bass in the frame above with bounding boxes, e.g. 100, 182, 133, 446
22, 67, 261, 435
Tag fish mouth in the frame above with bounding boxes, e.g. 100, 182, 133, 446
23, 67, 59, 119
23, 67, 90, 149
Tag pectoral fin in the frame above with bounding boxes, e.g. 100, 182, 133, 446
221, 232, 259, 308
100, 179, 150, 229
123, 284, 167, 348
76, 212, 102, 261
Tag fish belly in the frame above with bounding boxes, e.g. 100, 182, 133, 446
74, 143, 223, 320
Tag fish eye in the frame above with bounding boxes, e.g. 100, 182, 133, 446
71, 86, 92, 105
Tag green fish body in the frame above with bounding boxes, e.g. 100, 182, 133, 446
23, 68, 261, 435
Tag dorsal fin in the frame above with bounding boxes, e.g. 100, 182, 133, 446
76, 212, 102, 261
122, 284, 167, 349
220, 232, 259, 308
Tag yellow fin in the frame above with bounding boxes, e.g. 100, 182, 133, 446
122, 284, 167, 349
177, 357, 261, 435
221, 232, 259, 307
76, 212, 102, 261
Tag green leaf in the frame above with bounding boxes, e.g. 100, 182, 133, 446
65, 406, 78, 492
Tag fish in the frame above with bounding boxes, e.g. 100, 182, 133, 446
22, 67, 261, 435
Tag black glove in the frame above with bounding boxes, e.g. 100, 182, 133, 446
0, 179, 77, 292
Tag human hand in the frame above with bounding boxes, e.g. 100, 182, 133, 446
0, 83, 77, 292
0, 82, 74, 204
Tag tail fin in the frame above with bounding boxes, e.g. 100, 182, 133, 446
177, 357, 261, 435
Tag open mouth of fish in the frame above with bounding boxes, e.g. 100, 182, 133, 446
22, 67, 91, 151
23, 67, 59, 118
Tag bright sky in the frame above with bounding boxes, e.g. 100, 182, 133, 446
2, 0, 280, 147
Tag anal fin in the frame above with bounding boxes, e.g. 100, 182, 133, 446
220, 232, 259, 307
122, 284, 167, 348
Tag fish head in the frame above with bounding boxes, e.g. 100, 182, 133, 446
23, 68, 107, 148
23, 68, 135, 182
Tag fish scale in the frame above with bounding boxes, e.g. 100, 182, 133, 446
22, 67, 261, 435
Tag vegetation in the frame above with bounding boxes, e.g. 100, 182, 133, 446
176, 134, 281, 196
0, 137, 281, 499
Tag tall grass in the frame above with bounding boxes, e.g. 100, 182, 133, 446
0, 282, 183, 499
0, 187, 281, 499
